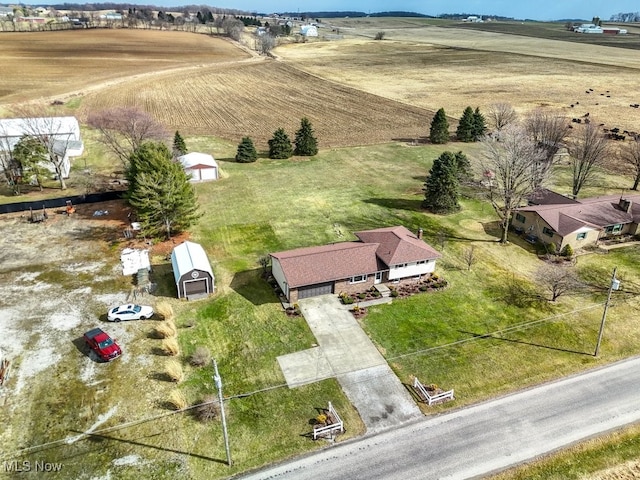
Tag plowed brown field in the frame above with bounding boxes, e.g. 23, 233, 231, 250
77, 60, 432, 147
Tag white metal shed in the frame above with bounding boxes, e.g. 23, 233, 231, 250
177, 152, 218, 182
171, 241, 214, 300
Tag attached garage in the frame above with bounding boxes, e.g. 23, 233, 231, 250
171, 241, 214, 300
297, 282, 334, 299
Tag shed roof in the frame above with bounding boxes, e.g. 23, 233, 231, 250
171, 241, 214, 283
178, 152, 218, 169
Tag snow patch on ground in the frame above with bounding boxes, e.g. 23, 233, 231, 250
66, 405, 118, 444
89, 472, 112, 480
61, 262, 105, 273
15, 271, 40, 282
112, 454, 143, 467
14, 345, 62, 394
95, 293, 128, 307
49, 309, 83, 331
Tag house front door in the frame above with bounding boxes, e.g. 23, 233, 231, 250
375, 271, 382, 284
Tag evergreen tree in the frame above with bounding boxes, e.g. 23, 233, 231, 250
12, 135, 48, 191
126, 141, 200, 239
454, 151, 473, 183
172, 130, 187, 157
422, 151, 460, 214
268, 128, 293, 159
472, 107, 487, 141
429, 108, 450, 144
235, 137, 258, 163
294, 117, 318, 156
456, 106, 475, 142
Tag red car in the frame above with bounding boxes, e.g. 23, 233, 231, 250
84, 328, 122, 362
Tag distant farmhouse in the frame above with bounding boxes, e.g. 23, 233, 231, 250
0, 116, 84, 179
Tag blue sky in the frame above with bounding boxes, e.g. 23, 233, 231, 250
203, 0, 637, 20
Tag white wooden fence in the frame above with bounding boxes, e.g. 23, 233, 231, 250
312, 401, 344, 440
413, 377, 454, 405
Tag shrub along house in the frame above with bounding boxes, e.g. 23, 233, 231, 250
513, 192, 640, 251
270, 226, 441, 303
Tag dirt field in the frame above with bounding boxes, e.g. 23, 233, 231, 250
0, 201, 190, 477
276, 23, 640, 133
0, 29, 250, 106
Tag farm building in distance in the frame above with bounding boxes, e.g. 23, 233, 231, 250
0, 116, 84, 179
177, 152, 219, 182
171, 241, 215, 300
300, 25, 318, 37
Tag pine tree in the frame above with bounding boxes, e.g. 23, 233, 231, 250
235, 137, 258, 163
456, 106, 475, 142
454, 151, 473, 183
12, 135, 48, 191
127, 141, 200, 239
472, 107, 487, 141
294, 117, 318, 156
173, 131, 187, 157
422, 151, 461, 214
268, 128, 293, 159
429, 108, 449, 144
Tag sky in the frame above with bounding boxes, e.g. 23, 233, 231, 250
201, 0, 638, 21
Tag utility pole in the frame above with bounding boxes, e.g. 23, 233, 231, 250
595, 267, 619, 357
213, 359, 232, 466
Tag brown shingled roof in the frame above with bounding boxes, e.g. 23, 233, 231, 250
271, 242, 380, 288
354, 225, 441, 266
517, 194, 640, 236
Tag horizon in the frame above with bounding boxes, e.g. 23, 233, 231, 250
10, 0, 640, 21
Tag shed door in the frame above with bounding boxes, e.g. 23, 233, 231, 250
297, 282, 334, 299
184, 278, 208, 297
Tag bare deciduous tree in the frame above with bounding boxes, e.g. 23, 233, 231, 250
567, 123, 609, 197
87, 107, 167, 168
258, 33, 276, 55
536, 263, 580, 302
463, 245, 477, 271
622, 138, 640, 190
482, 124, 545, 243
487, 102, 517, 132
14, 109, 77, 189
222, 17, 244, 41
524, 109, 571, 188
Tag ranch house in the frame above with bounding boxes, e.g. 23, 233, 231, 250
513, 191, 640, 251
270, 226, 441, 303
0, 116, 84, 179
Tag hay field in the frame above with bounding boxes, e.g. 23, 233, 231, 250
0, 29, 250, 105
277, 22, 640, 132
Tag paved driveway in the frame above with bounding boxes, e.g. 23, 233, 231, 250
277, 295, 422, 434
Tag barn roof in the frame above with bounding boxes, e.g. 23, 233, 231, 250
171, 241, 214, 283
0, 116, 81, 152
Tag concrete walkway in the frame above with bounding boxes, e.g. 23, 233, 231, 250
277, 295, 422, 434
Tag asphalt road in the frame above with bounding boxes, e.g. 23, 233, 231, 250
237, 356, 640, 480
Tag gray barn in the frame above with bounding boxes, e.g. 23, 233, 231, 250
170, 241, 214, 300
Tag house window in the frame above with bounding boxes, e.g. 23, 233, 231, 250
576, 232, 587, 240
350, 275, 367, 284
515, 213, 526, 223
542, 227, 554, 237
605, 224, 623, 234
417, 260, 426, 265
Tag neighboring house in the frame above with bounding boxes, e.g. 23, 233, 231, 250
271, 226, 441, 303
0, 116, 84, 179
300, 25, 318, 37
0, 6, 14, 17
171, 241, 215, 300
514, 191, 640, 251
177, 152, 218, 182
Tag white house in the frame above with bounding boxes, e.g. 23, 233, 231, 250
177, 152, 219, 182
0, 116, 84, 179
300, 25, 318, 37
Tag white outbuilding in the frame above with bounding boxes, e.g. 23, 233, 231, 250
177, 152, 219, 182
300, 25, 318, 37
171, 241, 214, 300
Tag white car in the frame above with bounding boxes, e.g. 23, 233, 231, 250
107, 304, 154, 322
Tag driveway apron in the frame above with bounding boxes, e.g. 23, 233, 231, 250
296, 295, 422, 434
